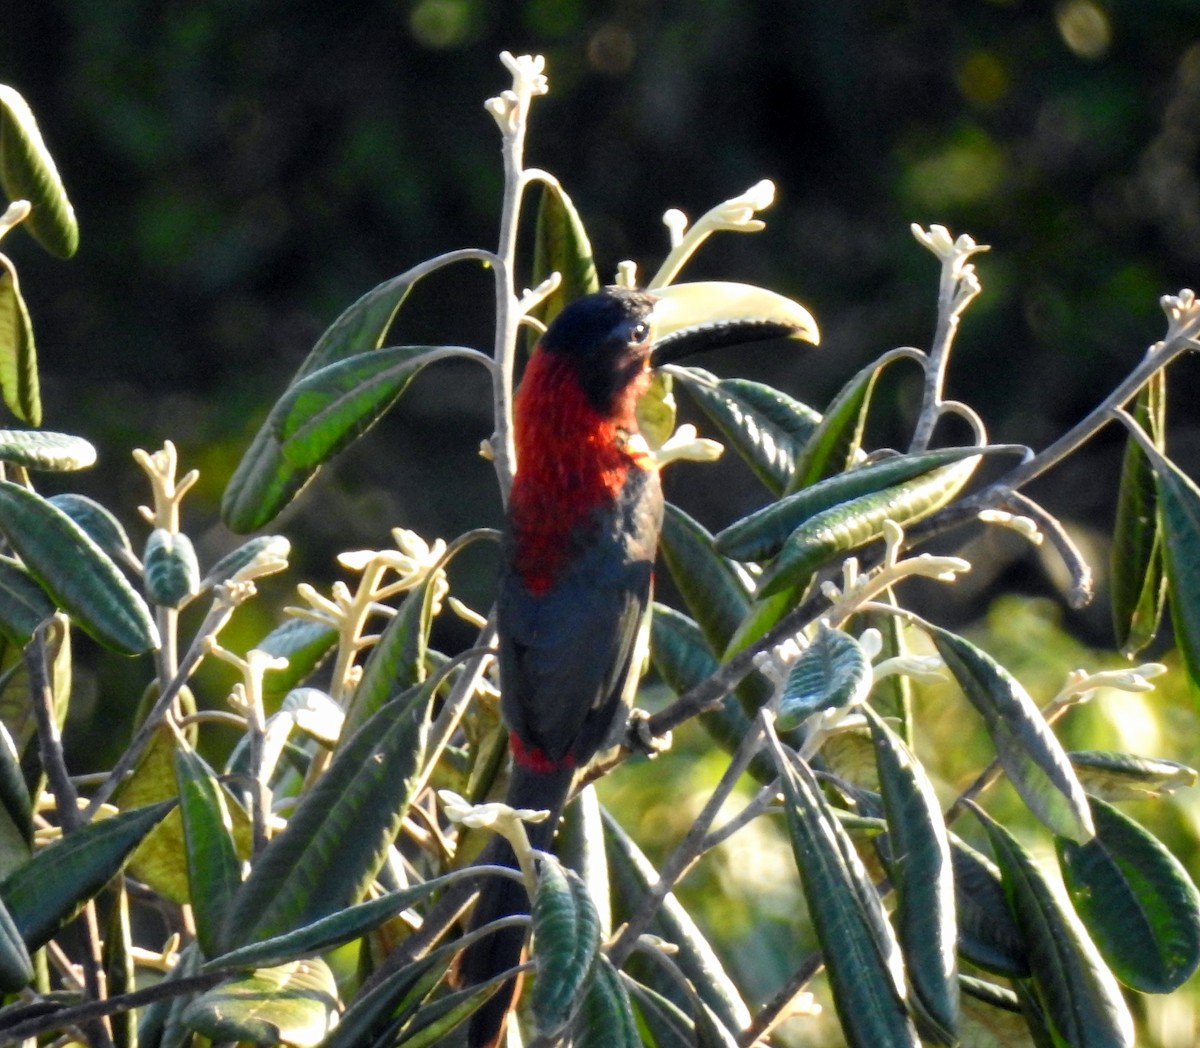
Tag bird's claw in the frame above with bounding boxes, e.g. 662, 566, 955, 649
625, 709, 672, 758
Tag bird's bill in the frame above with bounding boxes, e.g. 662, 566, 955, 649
648, 281, 820, 365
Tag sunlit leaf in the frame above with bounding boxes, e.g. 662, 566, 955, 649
1111, 371, 1166, 656
182, 959, 338, 1047
673, 367, 821, 495
1069, 750, 1197, 801
0, 84, 79, 258
1057, 795, 1200, 993
778, 624, 871, 731
256, 618, 338, 707
974, 806, 1134, 1048
202, 534, 290, 590
143, 528, 200, 609
787, 346, 923, 495
0, 480, 158, 654
0, 429, 94, 471
0, 800, 174, 950
0, 255, 39, 426
222, 680, 434, 949
528, 179, 600, 340
923, 620, 1093, 843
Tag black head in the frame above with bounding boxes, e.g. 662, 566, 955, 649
540, 287, 657, 414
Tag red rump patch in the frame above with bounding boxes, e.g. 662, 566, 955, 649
510, 731, 575, 773
509, 348, 652, 593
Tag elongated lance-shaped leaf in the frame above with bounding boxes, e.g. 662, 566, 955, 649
532, 856, 602, 1038
787, 346, 924, 495
626, 974, 702, 1048
1067, 750, 1197, 801
174, 745, 242, 958
973, 805, 1134, 1048
0, 800, 174, 950
1111, 371, 1167, 656
558, 784, 611, 937
778, 624, 871, 731
718, 445, 1006, 562
672, 366, 822, 495
0, 254, 39, 426
921, 619, 1094, 843
222, 254, 486, 532
0, 480, 158, 654
0, 430, 95, 471
757, 455, 980, 598
0, 721, 31, 858
768, 731, 919, 1047
527, 179, 600, 343
658, 503, 771, 715
319, 953, 442, 1048
864, 706, 959, 1044
103, 880, 136, 1048
136, 941, 202, 1048
0, 84, 78, 258
255, 618, 338, 707
182, 958, 339, 1047
201, 534, 290, 590
273, 344, 483, 472
1056, 795, 1200, 993
0, 556, 54, 645
345, 567, 439, 737
1143, 440, 1200, 697
221, 679, 434, 950
575, 955, 640, 1048
949, 833, 1029, 978
0, 892, 32, 991
206, 870, 474, 973
601, 806, 752, 1034
47, 493, 135, 567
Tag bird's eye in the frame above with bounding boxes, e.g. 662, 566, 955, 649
630, 321, 650, 344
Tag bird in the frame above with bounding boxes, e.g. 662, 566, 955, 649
459, 283, 818, 1048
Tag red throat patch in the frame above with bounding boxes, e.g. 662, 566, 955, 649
509, 349, 653, 593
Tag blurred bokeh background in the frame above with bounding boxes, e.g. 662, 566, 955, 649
4, 3, 1200, 1043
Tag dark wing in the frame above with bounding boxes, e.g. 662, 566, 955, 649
498, 469, 662, 766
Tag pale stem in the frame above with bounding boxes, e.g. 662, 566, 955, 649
910, 261, 968, 453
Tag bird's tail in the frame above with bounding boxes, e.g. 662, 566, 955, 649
459, 760, 575, 1048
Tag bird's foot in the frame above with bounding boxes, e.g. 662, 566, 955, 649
625, 709, 672, 758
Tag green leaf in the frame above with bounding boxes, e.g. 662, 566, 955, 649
0, 721, 32, 867
974, 806, 1134, 1048
0, 429, 95, 471
769, 734, 919, 1047
531, 856, 602, 1038
1068, 750, 1197, 801
0, 555, 54, 644
950, 834, 1029, 978
272, 345, 477, 472
222, 680, 434, 949
717, 445, 998, 562
1148, 444, 1200, 696
202, 534, 290, 590
206, 871, 465, 973
865, 706, 958, 1044
0, 893, 32, 991
636, 369, 677, 451
143, 529, 200, 609
756, 455, 980, 598
0, 84, 79, 258
175, 745, 243, 958
923, 620, 1094, 843
0, 800, 174, 950
256, 618, 339, 706
1057, 795, 1200, 993
103, 881, 136, 1048
527, 179, 600, 339
182, 959, 338, 1047
673, 367, 821, 495
1111, 371, 1167, 656
787, 346, 924, 495
575, 955, 640, 1048
658, 503, 771, 715
345, 570, 438, 737
601, 808, 751, 1035
0, 480, 158, 654
222, 254, 485, 532
777, 624, 871, 731
0, 254, 39, 426
136, 941, 203, 1048
47, 493, 135, 567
